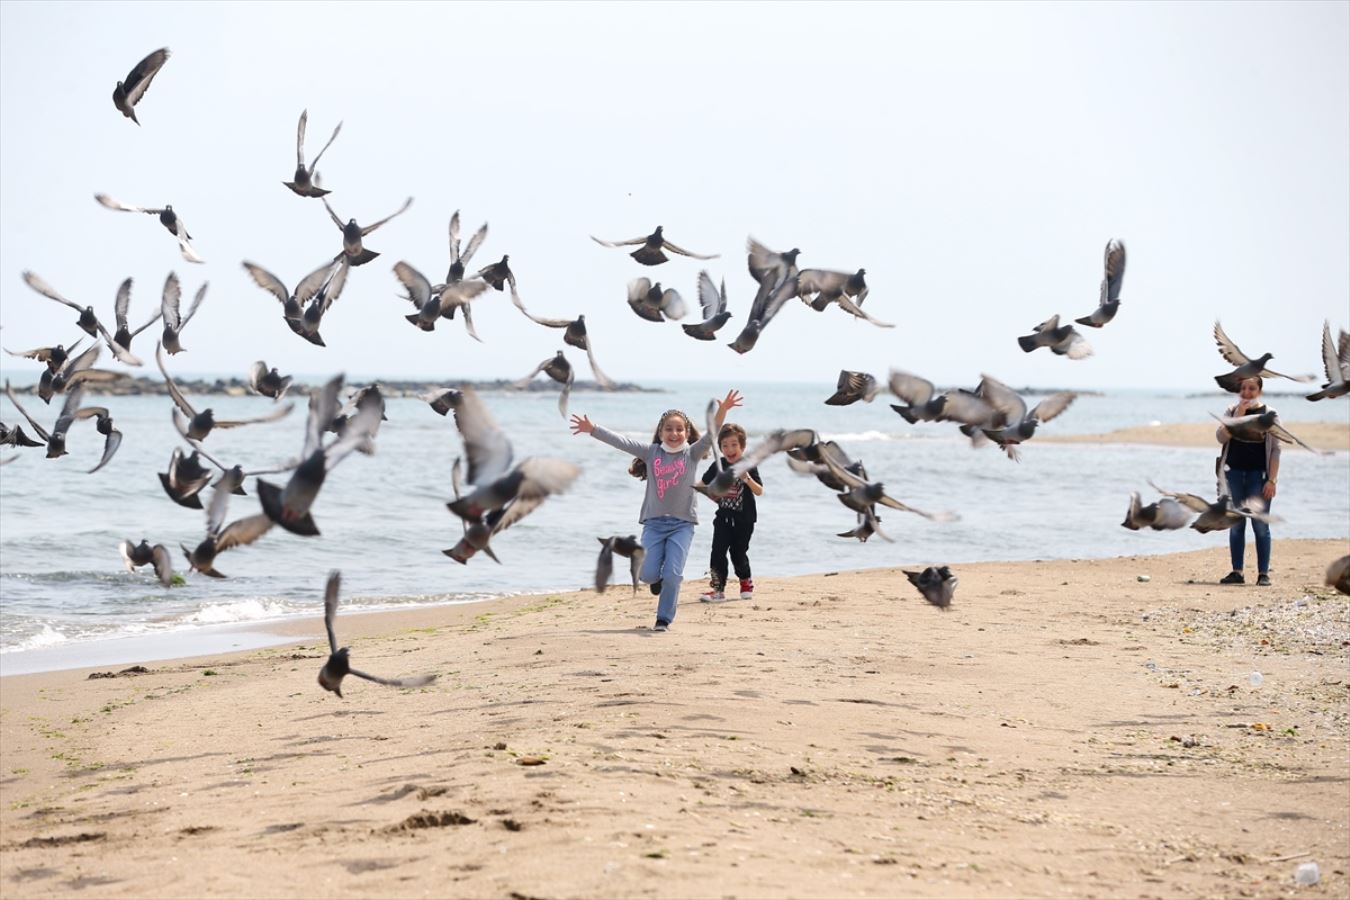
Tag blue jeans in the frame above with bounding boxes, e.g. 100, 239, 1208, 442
640, 516, 695, 624
1225, 468, 1272, 574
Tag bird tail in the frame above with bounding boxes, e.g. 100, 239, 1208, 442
1016, 334, 1040, 353
889, 404, 920, 424
349, 249, 380, 267
631, 246, 667, 266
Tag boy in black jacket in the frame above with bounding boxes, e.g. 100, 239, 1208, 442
698, 423, 763, 602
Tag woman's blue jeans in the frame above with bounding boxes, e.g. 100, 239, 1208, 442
640, 516, 695, 624
1225, 468, 1272, 574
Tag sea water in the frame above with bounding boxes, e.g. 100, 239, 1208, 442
1, 380, 1346, 671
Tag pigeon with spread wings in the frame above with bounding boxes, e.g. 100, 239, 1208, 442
796, 269, 892, 328
323, 197, 413, 266
112, 47, 169, 125
887, 369, 995, 426
508, 294, 615, 388
728, 238, 801, 354
242, 258, 344, 346
393, 260, 490, 334
120, 539, 174, 587
247, 361, 293, 401
1148, 479, 1282, 534
181, 484, 274, 578
318, 571, 437, 697
591, 225, 719, 266
282, 109, 342, 198
1075, 239, 1127, 327
824, 371, 881, 406
627, 278, 686, 323
20, 272, 142, 366
1212, 321, 1316, 393
1017, 314, 1093, 360
4, 380, 92, 460
95, 194, 203, 264
1307, 321, 1349, 401
682, 271, 733, 340
158, 272, 208, 354
904, 566, 957, 609
596, 536, 645, 594
1212, 410, 1330, 456
512, 351, 576, 419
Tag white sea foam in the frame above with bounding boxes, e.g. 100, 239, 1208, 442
1, 623, 69, 654
818, 430, 897, 443
185, 597, 298, 625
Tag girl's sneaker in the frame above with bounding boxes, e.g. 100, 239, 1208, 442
699, 589, 726, 603
738, 578, 754, 600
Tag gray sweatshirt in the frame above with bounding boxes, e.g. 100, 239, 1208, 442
591, 425, 713, 524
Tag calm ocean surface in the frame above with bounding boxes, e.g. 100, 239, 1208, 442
2, 378, 1346, 672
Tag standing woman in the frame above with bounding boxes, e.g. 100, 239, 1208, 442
1215, 376, 1281, 586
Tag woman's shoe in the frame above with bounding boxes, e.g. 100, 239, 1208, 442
1219, 571, 1245, 585
1256, 573, 1271, 586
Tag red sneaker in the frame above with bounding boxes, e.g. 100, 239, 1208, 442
738, 578, 754, 600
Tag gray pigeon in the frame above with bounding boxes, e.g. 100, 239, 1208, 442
4, 339, 82, 375
821, 451, 958, 523
172, 418, 298, 497
682, 271, 733, 340
443, 457, 578, 565
728, 238, 800, 354
796, 269, 892, 328
512, 351, 576, 419
112, 47, 169, 125
591, 225, 719, 266
394, 260, 490, 334
1148, 480, 1281, 534
1017, 314, 1093, 359
282, 109, 342, 198
627, 278, 686, 322
1306, 321, 1349, 401
323, 197, 413, 266
318, 571, 437, 697
507, 298, 615, 387
95, 195, 203, 263
1120, 492, 1193, 531
963, 375, 1077, 461
159, 273, 208, 354
158, 446, 215, 509
257, 377, 381, 537
181, 484, 274, 578
1212, 321, 1315, 393
248, 361, 293, 401
596, 536, 644, 593
120, 539, 174, 587
20, 272, 141, 366
1327, 556, 1350, 596
887, 369, 994, 426
1211, 410, 1329, 455
0, 421, 43, 448
242, 258, 345, 345
444, 210, 489, 285
4, 380, 89, 459
1075, 239, 1126, 327
110, 278, 160, 362
824, 370, 881, 406
903, 566, 957, 609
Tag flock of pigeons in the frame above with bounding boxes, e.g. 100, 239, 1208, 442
1, 47, 1347, 690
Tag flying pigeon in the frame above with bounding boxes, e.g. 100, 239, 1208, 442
282, 109, 342, 198
1074, 239, 1126, 327
591, 225, 718, 266
111, 47, 169, 125
94, 195, 203, 263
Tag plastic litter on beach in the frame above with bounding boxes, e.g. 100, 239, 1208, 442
1294, 861, 1320, 886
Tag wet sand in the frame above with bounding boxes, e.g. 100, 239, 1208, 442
1, 539, 1347, 898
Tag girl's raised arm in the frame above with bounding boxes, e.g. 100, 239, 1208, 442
569, 413, 595, 435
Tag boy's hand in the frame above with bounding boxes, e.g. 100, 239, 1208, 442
717, 389, 743, 415
569, 414, 594, 435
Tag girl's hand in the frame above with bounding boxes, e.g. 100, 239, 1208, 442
718, 389, 743, 415
1263, 480, 1277, 501
569, 414, 594, 435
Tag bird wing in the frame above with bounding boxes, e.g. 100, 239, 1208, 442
661, 237, 718, 260
1257, 363, 1316, 383
1212, 321, 1251, 366
304, 375, 345, 459
322, 198, 345, 230
324, 571, 340, 654
461, 222, 489, 268
150, 544, 174, 587
583, 341, 616, 389
214, 402, 295, 429
247, 361, 269, 393
348, 669, 437, 689
294, 109, 308, 168
451, 388, 514, 485
204, 483, 233, 536
511, 358, 549, 389
1029, 391, 1077, 424
1147, 480, 1213, 513
361, 197, 414, 236
626, 278, 654, 307
113, 278, 132, 330
746, 237, 785, 285
155, 342, 196, 418
695, 270, 727, 319
591, 235, 648, 248
887, 370, 935, 407
122, 47, 170, 106
308, 118, 342, 173
22, 271, 84, 311
1100, 239, 1126, 305
179, 282, 208, 330
447, 211, 461, 263
161, 272, 182, 330
3, 381, 50, 441
214, 514, 275, 552
393, 261, 433, 308
317, 258, 350, 313
975, 374, 1027, 425
795, 269, 849, 297
734, 428, 819, 477
658, 289, 687, 321
834, 293, 894, 328
241, 262, 291, 306
88, 427, 122, 474
94, 193, 156, 215
1031, 314, 1060, 333
172, 416, 228, 471
595, 539, 615, 593
1268, 420, 1328, 455
514, 457, 582, 501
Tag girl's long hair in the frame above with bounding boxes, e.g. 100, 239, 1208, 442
629, 409, 702, 480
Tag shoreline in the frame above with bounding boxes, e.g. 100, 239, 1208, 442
1, 539, 1345, 898
6, 524, 1350, 675
1045, 419, 1349, 449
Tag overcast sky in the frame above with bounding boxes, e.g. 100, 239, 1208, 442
1, 1, 1346, 392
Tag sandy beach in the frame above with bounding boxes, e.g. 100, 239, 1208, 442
1, 539, 1347, 898
1046, 420, 1350, 451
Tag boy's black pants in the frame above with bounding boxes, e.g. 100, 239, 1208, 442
709, 513, 753, 590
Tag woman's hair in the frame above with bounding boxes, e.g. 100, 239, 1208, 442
628, 408, 703, 480
718, 423, 747, 449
